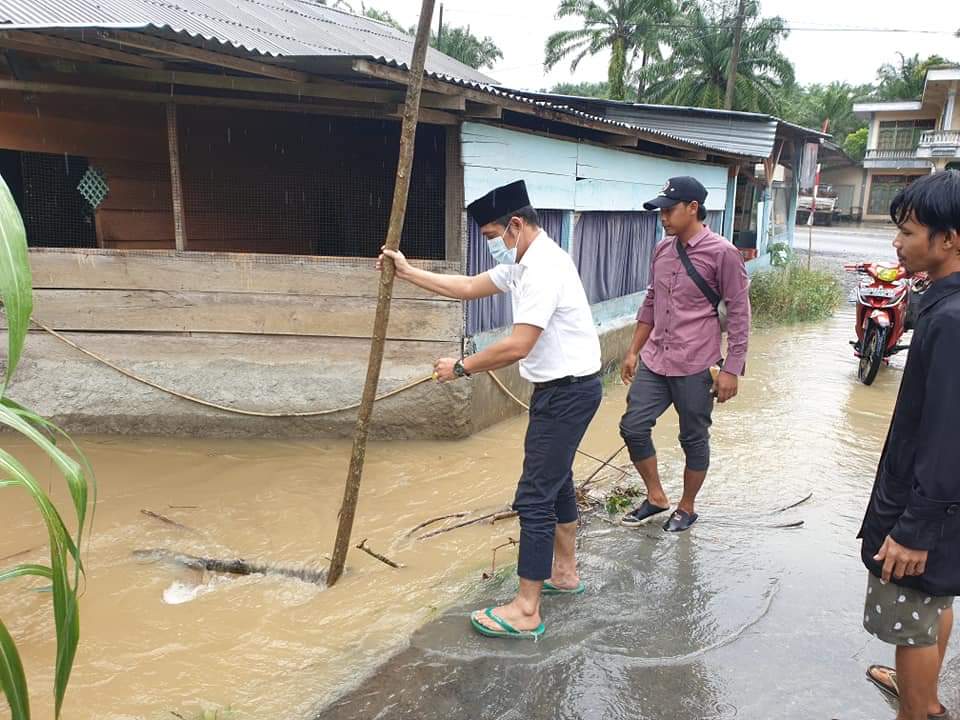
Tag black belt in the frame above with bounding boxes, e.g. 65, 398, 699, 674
534, 371, 601, 390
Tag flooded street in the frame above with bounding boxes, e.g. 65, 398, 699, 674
2, 295, 946, 720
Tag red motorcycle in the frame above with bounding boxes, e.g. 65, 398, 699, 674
844, 263, 928, 385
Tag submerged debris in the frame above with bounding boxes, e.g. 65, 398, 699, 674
133, 548, 328, 586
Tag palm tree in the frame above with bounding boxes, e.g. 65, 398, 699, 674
639, 0, 794, 114
433, 26, 503, 70
796, 82, 869, 138
361, 4, 407, 33
874, 53, 952, 101
545, 0, 676, 102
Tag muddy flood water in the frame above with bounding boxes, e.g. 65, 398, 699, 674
2, 302, 954, 720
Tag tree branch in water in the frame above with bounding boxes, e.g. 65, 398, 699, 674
133, 548, 327, 585
482, 537, 518, 579
417, 509, 518, 540
356, 539, 403, 569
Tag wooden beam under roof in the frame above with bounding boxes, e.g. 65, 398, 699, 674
0, 30, 165, 69
72, 63, 464, 111
0, 78, 459, 125
98, 30, 309, 83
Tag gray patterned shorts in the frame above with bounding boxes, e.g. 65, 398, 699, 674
863, 572, 955, 647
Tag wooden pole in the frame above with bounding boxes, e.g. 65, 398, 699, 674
166, 103, 187, 252
327, 0, 437, 588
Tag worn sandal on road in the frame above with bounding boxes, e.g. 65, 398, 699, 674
621, 500, 669, 527
866, 665, 951, 719
663, 509, 699, 532
542, 580, 586, 596
470, 608, 545, 640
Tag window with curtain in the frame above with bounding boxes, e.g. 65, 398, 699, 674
705, 209, 725, 236
877, 119, 936, 152
572, 211, 658, 305
465, 209, 568, 336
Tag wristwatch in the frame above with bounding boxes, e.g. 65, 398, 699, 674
453, 360, 471, 378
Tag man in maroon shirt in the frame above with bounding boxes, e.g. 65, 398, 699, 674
619, 176, 751, 532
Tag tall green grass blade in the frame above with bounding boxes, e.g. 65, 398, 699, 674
0, 173, 32, 393
0, 619, 29, 720
0, 565, 53, 584
0, 448, 82, 717
0, 172, 88, 720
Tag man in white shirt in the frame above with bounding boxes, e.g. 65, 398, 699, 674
379, 180, 602, 639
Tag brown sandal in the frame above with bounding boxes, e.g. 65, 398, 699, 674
865, 665, 950, 719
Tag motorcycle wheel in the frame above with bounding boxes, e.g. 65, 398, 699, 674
858, 325, 887, 386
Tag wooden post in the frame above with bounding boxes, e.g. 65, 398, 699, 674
327, 0, 437, 588
166, 103, 187, 252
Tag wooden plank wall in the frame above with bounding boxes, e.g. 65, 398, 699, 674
462, 123, 578, 208
0, 89, 176, 249
574, 143, 729, 212
94, 158, 175, 250
461, 122, 731, 213
24, 250, 463, 342
0, 95, 451, 258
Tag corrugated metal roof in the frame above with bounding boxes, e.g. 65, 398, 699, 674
0, 0, 496, 84
0, 1, 752, 154
603, 106, 778, 158
505, 92, 828, 159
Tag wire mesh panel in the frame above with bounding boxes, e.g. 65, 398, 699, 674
177, 107, 447, 259
0, 150, 98, 248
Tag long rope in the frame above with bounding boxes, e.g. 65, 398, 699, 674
31, 315, 632, 478
31, 317, 434, 418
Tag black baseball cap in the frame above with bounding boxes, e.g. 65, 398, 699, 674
643, 176, 708, 211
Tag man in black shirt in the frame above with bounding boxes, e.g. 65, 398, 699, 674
859, 170, 960, 720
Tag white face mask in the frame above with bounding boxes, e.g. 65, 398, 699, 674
487, 223, 519, 265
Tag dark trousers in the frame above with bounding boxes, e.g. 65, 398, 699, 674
513, 377, 602, 581
618, 363, 714, 472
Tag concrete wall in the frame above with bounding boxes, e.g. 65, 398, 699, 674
1, 249, 472, 439
821, 165, 867, 212
3, 331, 472, 440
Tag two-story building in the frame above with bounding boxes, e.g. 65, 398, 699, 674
825, 65, 959, 222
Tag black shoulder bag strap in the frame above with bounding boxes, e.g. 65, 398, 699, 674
675, 239, 720, 314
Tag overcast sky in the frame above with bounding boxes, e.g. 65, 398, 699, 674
370, 0, 959, 90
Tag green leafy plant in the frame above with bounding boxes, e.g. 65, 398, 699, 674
768, 242, 792, 268
843, 127, 869, 162
605, 485, 643, 515
749, 262, 843, 325
0, 173, 94, 719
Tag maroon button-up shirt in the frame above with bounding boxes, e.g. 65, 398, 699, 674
637, 225, 751, 377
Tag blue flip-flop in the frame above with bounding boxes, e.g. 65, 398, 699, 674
470, 608, 545, 640
663, 509, 699, 532
542, 580, 586, 596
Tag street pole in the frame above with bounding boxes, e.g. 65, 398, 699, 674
437, 3, 443, 45
807, 163, 821, 271
327, 0, 437, 588
724, 0, 747, 110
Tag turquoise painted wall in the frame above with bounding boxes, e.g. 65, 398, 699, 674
462, 122, 729, 212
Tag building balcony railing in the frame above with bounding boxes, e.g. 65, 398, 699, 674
916, 130, 960, 159
864, 149, 918, 161
863, 148, 933, 169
